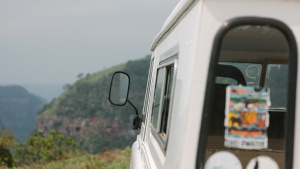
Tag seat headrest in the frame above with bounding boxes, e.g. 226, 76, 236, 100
216, 64, 247, 85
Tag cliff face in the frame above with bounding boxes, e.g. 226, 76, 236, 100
37, 56, 150, 153
0, 85, 45, 142
37, 115, 127, 138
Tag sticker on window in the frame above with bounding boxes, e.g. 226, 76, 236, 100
246, 156, 279, 169
224, 86, 270, 150
204, 151, 242, 169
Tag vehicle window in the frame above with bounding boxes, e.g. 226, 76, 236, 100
160, 66, 174, 135
222, 63, 262, 86
265, 64, 288, 108
151, 63, 175, 146
216, 63, 262, 86
198, 24, 296, 169
151, 68, 165, 130
215, 77, 238, 85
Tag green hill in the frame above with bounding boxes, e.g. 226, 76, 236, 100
37, 56, 150, 153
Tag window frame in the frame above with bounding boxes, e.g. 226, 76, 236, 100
196, 17, 297, 169
150, 54, 178, 152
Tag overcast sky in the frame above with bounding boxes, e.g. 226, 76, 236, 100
0, 1, 178, 85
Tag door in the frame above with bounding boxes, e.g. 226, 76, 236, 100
197, 18, 297, 169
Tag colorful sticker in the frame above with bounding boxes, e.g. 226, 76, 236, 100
224, 86, 270, 150
246, 156, 279, 169
204, 151, 242, 169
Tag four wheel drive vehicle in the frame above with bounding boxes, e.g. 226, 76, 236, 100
109, 0, 300, 168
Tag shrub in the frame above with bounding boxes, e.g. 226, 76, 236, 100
0, 130, 16, 168
15, 130, 78, 165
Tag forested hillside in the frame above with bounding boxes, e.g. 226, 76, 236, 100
37, 56, 150, 153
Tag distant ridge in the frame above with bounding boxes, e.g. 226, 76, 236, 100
22, 84, 64, 103
0, 85, 45, 142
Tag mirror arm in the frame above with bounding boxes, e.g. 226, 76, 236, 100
127, 100, 138, 116
127, 100, 141, 130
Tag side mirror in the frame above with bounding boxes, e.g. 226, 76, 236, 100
109, 71, 130, 106
108, 71, 142, 130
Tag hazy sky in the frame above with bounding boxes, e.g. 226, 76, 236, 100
0, 1, 178, 85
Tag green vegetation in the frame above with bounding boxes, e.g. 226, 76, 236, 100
0, 130, 16, 168
10, 148, 130, 169
38, 56, 151, 153
40, 56, 149, 118
39, 63, 126, 117
0, 56, 149, 168
0, 130, 130, 169
15, 130, 77, 165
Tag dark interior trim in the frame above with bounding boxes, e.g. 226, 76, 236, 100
196, 17, 298, 169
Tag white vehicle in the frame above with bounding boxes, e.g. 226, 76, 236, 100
109, 0, 300, 168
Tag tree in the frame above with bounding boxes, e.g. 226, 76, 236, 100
0, 130, 16, 168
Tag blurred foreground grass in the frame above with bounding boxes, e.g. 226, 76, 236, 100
0, 148, 130, 169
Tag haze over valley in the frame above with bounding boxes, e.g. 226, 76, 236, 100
0, 0, 178, 167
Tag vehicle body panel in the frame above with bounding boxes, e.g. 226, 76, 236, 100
130, 0, 300, 168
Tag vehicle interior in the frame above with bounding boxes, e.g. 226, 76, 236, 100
204, 25, 290, 168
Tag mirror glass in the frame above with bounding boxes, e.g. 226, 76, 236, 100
109, 72, 130, 106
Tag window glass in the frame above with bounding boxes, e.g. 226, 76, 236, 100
160, 66, 174, 135
151, 63, 175, 146
219, 62, 261, 86
215, 77, 238, 85
202, 25, 291, 169
265, 64, 288, 108
151, 68, 165, 130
